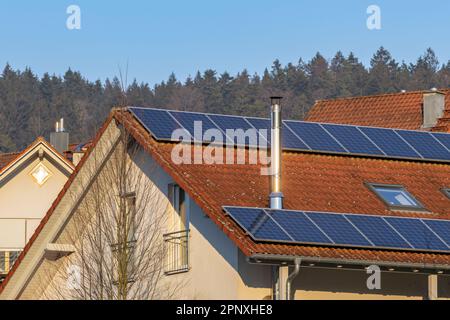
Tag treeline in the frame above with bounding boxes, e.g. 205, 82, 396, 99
0, 47, 449, 152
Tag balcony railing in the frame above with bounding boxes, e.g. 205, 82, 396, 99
163, 230, 189, 275
0, 251, 21, 277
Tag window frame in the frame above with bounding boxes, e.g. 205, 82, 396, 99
366, 183, 427, 212
441, 188, 450, 199
168, 183, 190, 232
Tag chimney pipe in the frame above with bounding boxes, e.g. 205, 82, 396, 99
269, 97, 283, 210
50, 118, 69, 154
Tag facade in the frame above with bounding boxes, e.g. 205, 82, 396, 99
0, 138, 74, 279
1, 106, 450, 300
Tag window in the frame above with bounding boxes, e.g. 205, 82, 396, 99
367, 183, 426, 211
30, 162, 52, 186
442, 189, 450, 199
165, 184, 189, 274
168, 184, 189, 231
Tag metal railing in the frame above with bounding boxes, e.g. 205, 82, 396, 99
163, 230, 189, 275
0, 251, 21, 277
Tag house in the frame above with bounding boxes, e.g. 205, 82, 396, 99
2, 101, 450, 300
0, 135, 74, 279
307, 89, 450, 132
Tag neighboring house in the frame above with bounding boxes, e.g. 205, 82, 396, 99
0, 137, 74, 279
2, 104, 450, 300
307, 89, 450, 132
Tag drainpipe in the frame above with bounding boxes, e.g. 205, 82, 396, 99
286, 258, 301, 300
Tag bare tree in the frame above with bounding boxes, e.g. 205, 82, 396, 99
39, 123, 184, 300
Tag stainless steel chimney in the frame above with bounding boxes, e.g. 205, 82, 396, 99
269, 97, 283, 209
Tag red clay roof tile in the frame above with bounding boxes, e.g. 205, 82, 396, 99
307, 89, 450, 132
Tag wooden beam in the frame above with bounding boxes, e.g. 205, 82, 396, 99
428, 274, 438, 300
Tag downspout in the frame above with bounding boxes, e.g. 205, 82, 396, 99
286, 258, 301, 300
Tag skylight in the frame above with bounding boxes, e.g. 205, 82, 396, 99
367, 184, 425, 211
442, 189, 450, 199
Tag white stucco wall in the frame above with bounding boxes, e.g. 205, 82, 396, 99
0, 156, 70, 250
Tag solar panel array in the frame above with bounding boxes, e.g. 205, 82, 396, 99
223, 206, 450, 253
129, 107, 450, 163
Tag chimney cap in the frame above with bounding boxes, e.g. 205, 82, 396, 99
270, 96, 283, 105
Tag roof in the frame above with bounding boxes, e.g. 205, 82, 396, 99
116, 110, 450, 265
0, 152, 20, 170
306, 89, 450, 131
0, 137, 74, 178
3, 109, 450, 296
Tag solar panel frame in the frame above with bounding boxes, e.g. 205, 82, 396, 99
244, 117, 311, 150
129, 107, 450, 164
305, 211, 373, 247
358, 126, 422, 159
208, 113, 265, 148
384, 217, 449, 251
423, 219, 450, 248
395, 130, 450, 161
344, 214, 412, 249
321, 123, 385, 156
265, 209, 333, 244
284, 121, 348, 153
169, 110, 224, 143
223, 207, 292, 242
430, 132, 450, 152
128, 107, 188, 141
224, 206, 450, 253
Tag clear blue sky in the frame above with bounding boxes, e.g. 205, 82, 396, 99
1, 0, 449, 85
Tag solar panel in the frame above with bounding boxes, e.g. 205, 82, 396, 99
431, 132, 450, 151
244, 117, 271, 147
423, 219, 450, 248
245, 117, 309, 150
266, 209, 331, 244
322, 124, 384, 155
208, 114, 258, 146
285, 121, 347, 153
169, 111, 221, 142
358, 127, 421, 159
224, 206, 450, 253
306, 212, 372, 246
223, 207, 291, 242
385, 217, 449, 251
129, 107, 185, 140
130, 107, 450, 164
343, 215, 412, 249
396, 130, 450, 160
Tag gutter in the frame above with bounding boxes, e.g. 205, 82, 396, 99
248, 253, 450, 273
